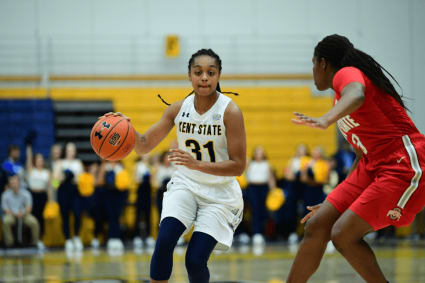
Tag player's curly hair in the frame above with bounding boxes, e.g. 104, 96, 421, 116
314, 34, 407, 110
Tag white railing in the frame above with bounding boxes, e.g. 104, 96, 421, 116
0, 34, 319, 80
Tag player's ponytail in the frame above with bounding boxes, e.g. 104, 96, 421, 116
314, 34, 407, 110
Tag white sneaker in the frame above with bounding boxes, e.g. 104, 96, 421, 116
91, 238, 100, 249
252, 234, 265, 246
133, 237, 143, 249
364, 231, 378, 242
145, 236, 156, 247
325, 241, 335, 254
65, 239, 74, 251
238, 233, 250, 245
73, 237, 83, 251
107, 238, 124, 251
288, 233, 299, 245
107, 239, 114, 251
115, 239, 124, 250
177, 236, 185, 246
37, 240, 45, 250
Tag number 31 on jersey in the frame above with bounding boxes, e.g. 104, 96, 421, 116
185, 139, 216, 162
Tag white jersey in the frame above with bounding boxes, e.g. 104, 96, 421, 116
172, 92, 242, 204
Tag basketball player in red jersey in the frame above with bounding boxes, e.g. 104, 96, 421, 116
287, 34, 425, 283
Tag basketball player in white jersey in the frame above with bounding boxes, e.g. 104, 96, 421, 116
103, 49, 246, 283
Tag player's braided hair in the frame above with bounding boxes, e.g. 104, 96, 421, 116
158, 48, 238, 106
314, 34, 407, 110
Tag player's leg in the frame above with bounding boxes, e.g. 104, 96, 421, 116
150, 187, 197, 283
23, 214, 40, 245
287, 157, 373, 283
150, 217, 186, 283
2, 214, 16, 247
185, 232, 218, 283
331, 209, 387, 283
286, 200, 340, 283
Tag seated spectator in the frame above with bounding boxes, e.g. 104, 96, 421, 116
1, 175, 42, 249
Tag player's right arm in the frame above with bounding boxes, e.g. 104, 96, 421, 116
134, 101, 182, 155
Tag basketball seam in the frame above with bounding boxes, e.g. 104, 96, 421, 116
91, 119, 104, 155
98, 118, 127, 157
105, 121, 132, 160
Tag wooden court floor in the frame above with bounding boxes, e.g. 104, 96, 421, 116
1, 240, 425, 283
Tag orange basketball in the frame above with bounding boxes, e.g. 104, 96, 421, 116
90, 115, 136, 161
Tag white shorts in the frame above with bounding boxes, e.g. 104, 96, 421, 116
160, 181, 243, 251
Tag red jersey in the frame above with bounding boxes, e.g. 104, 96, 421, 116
333, 67, 419, 158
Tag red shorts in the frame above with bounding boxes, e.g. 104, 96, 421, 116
327, 133, 425, 231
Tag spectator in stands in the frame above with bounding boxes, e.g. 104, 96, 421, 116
55, 142, 84, 252
53, 142, 83, 183
2, 144, 26, 190
154, 151, 176, 219
92, 160, 129, 253
277, 144, 311, 244
1, 174, 42, 249
332, 140, 356, 184
153, 150, 182, 246
245, 146, 276, 246
0, 166, 8, 193
133, 155, 154, 249
57, 169, 78, 251
48, 143, 63, 192
25, 144, 51, 249
74, 162, 97, 247
301, 146, 330, 216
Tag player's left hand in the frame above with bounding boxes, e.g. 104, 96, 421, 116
168, 148, 200, 170
291, 112, 329, 129
98, 112, 130, 121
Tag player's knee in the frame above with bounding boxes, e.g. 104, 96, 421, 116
150, 239, 174, 280
330, 224, 347, 250
154, 233, 176, 257
304, 217, 329, 241
185, 252, 206, 274
3, 216, 14, 226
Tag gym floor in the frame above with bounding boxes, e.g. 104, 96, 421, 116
1, 241, 425, 283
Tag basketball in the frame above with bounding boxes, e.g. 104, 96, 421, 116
90, 115, 136, 161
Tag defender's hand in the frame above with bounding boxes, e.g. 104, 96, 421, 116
292, 112, 329, 129
300, 204, 322, 224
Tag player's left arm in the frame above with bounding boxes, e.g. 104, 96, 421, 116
169, 101, 247, 176
292, 82, 365, 129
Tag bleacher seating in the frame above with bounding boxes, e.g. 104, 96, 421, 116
0, 98, 55, 163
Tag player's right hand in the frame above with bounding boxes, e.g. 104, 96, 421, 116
300, 204, 322, 224
98, 112, 130, 121
291, 112, 329, 129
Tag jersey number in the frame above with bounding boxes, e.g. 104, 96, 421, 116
185, 139, 216, 162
